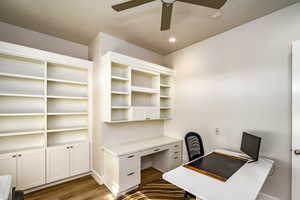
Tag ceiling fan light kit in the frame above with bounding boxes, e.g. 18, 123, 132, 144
112, 0, 227, 31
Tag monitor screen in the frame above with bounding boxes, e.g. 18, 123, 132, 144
240, 132, 261, 161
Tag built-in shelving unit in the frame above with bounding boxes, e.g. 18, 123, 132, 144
0, 46, 91, 153
102, 51, 173, 123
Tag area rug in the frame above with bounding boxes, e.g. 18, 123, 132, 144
118, 178, 187, 200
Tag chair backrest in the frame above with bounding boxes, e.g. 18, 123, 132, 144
185, 132, 204, 161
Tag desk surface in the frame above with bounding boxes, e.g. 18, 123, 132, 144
163, 149, 274, 200
103, 136, 182, 156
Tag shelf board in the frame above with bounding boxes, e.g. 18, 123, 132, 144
160, 84, 171, 88
131, 86, 159, 94
160, 95, 171, 99
111, 91, 130, 95
47, 95, 88, 100
106, 118, 171, 123
160, 107, 171, 109
47, 78, 88, 85
47, 126, 88, 133
47, 112, 88, 116
0, 146, 45, 154
0, 93, 44, 98
111, 76, 129, 81
47, 140, 88, 148
111, 106, 129, 109
0, 72, 44, 80
0, 130, 44, 137
0, 113, 44, 117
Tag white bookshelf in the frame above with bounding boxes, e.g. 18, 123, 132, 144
0, 44, 92, 152
102, 51, 173, 122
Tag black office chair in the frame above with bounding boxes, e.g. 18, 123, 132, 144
184, 132, 205, 199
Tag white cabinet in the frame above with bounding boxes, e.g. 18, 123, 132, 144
0, 149, 45, 190
47, 142, 90, 183
17, 149, 45, 190
70, 143, 90, 176
0, 153, 17, 187
46, 146, 70, 183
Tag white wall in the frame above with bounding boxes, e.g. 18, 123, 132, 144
89, 32, 165, 176
0, 21, 88, 59
164, 3, 300, 200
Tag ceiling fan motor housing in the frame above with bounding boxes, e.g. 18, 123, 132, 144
162, 0, 176, 4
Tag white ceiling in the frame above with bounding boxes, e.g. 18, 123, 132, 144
0, 0, 299, 55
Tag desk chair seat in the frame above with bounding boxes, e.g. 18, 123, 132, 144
184, 132, 205, 198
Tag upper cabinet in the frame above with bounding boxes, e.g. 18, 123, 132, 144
102, 52, 173, 123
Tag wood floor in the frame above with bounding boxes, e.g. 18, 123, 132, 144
25, 168, 163, 200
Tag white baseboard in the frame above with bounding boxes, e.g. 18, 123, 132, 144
258, 193, 280, 200
91, 169, 103, 185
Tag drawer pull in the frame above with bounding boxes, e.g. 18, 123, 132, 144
12, 155, 17, 158
174, 152, 179, 154
127, 155, 135, 158
174, 145, 179, 147
127, 172, 135, 176
154, 148, 160, 152
174, 156, 178, 159
18, 154, 22, 157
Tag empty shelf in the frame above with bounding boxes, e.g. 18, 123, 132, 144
0, 113, 44, 117
160, 84, 171, 88
111, 91, 129, 95
47, 78, 88, 85
47, 95, 88, 100
0, 130, 44, 137
47, 127, 88, 133
47, 112, 88, 116
111, 76, 129, 81
0, 93, 44, 98
0, 72, 44, 80
131, 86, 159, 94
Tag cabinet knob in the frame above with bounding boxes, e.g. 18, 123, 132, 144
12, 155, 17, 158
18, 154, 22, 157
67, 146, 70, 149
174, 156, 178, 159
70, 146, 74, 149
127, 155, 135, 158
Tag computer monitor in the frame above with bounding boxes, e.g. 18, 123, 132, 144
240, 132, 261, 161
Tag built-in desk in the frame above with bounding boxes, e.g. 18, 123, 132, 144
103, 136, 182, 196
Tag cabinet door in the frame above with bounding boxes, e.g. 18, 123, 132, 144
130, 107, 146, 121
0, 153, 17, 187
46, 146, 70, 183
70, 143, 90, 176
147, 108, 160, 120
17, 149, 45, 190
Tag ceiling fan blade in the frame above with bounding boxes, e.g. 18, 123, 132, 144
177, 0, 227, 9
161, 3, 173, 31
112, 0, 156, 11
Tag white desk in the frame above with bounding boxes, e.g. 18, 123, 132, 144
103, 136, 183, 196
163, 149, 274, 200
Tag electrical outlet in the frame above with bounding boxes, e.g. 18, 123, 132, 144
215, 128, 220, 135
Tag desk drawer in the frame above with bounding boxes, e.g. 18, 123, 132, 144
119, 169, 140, 192
170, 142, 182, 153
141, 146, 168, 156
119, 153, 140, 173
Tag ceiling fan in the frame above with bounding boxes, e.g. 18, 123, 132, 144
112, 0, 227, 31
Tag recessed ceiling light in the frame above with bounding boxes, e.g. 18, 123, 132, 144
169, 37, 176, 43
211, 11, 223, 19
